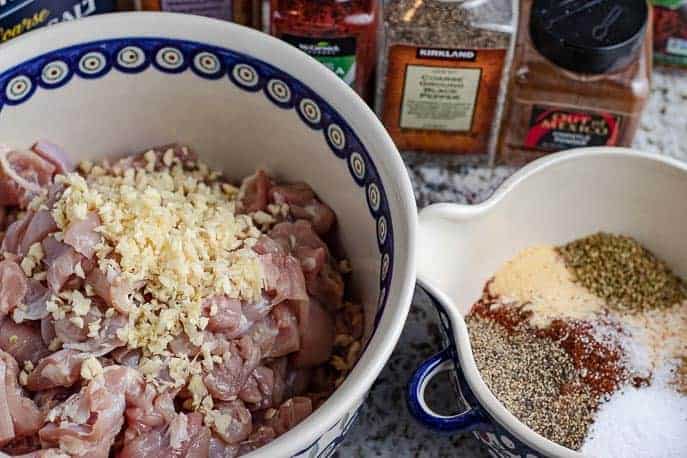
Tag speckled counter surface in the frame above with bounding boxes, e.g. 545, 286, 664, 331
335, 67, 687, 457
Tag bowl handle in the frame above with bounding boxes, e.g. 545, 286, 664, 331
407, 348, 488, 433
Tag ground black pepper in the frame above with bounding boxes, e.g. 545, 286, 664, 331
376, 0, 513, 158
466, 314, 596, 450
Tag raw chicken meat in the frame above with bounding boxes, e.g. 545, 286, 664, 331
0, 143, 363, 458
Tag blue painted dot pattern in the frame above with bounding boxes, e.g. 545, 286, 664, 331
40, 61, 69, 87
5, 75, 32, 102
266, 78, 291, 104
78, 51, 108, 76
367, 183, 381, 213
117, 46, 146, 70
193, 51, 221, 76
232, 63, 259, 88
349, 152, 366, 180
155, 47, 185, 71
299, 98, 322, 125
326, 123, 346, 150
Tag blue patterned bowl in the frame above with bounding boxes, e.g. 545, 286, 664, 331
407, 149, 687, 457
0, 12, 417, 457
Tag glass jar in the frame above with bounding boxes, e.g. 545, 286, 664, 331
376, 0, 514, 160
652, 0, 687, 68
497, 0, 652, 165
270, 0, 379, 103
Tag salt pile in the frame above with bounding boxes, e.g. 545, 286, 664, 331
582, 363, 687, 458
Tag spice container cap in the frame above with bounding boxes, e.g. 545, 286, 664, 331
530, 0, 649, 74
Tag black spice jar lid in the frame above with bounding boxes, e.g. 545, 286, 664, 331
530, 0, 649, 74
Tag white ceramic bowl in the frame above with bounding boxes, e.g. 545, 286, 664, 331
0, 12, 417, 457
412, 148, 687, 457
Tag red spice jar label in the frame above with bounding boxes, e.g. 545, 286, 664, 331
524, 106, 621, 151
652, 2, 687, 67
382, 45, 506, 155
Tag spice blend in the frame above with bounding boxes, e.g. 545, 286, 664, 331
377, 0, 513, 158
466, 232, 687, 454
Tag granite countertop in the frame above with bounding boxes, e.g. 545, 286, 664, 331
336, 67, 687, 457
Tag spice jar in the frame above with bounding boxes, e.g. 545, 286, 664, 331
270, 0, 379, 103
377, 0, 514, 159
497, 0, 652, 165
652, 0, 687, 68
135, 0, 257, 27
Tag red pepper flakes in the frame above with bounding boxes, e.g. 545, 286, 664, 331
270, 0, 379, 103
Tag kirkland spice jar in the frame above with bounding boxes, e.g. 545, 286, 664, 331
377, 0, 514, 159
0, 0, 114, 43
498, 0, 652, 165
270, 0, 379, 103
652, 0, 687, 68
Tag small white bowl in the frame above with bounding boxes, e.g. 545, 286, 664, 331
0, 12, 417, 457
411, 147, 687, 457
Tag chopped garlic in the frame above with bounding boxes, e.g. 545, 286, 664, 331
87, 319, 101, 338
80, 357, 103, 380
169, 356, 191, 387
139, 356, 163, 380
48, 338, 62, 352
11, 308, 24, 324
52, 158, 266, 359
162, 149, 175, 167
70, 291, 92, 316
74, 262, 86, 279
20, 256, 37, 276
252, 210, 275, 225
206, 410, 233, 437
188, 374, 208, 409
79, 160, 93, 174
69, 317, 85, 329
28, 242, 44, 262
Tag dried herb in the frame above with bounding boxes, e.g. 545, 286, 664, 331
557, 233, 687, 312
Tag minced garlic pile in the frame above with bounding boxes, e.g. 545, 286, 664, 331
48, 150, 264, 359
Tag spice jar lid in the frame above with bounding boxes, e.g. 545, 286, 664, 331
530, 0, 649, 74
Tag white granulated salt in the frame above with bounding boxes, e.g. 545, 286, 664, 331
589, 318, 653, 379
590, 301, 687, 381
582, 366, 687, 458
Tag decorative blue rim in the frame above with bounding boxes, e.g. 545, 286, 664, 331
0, 37, 394, 340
